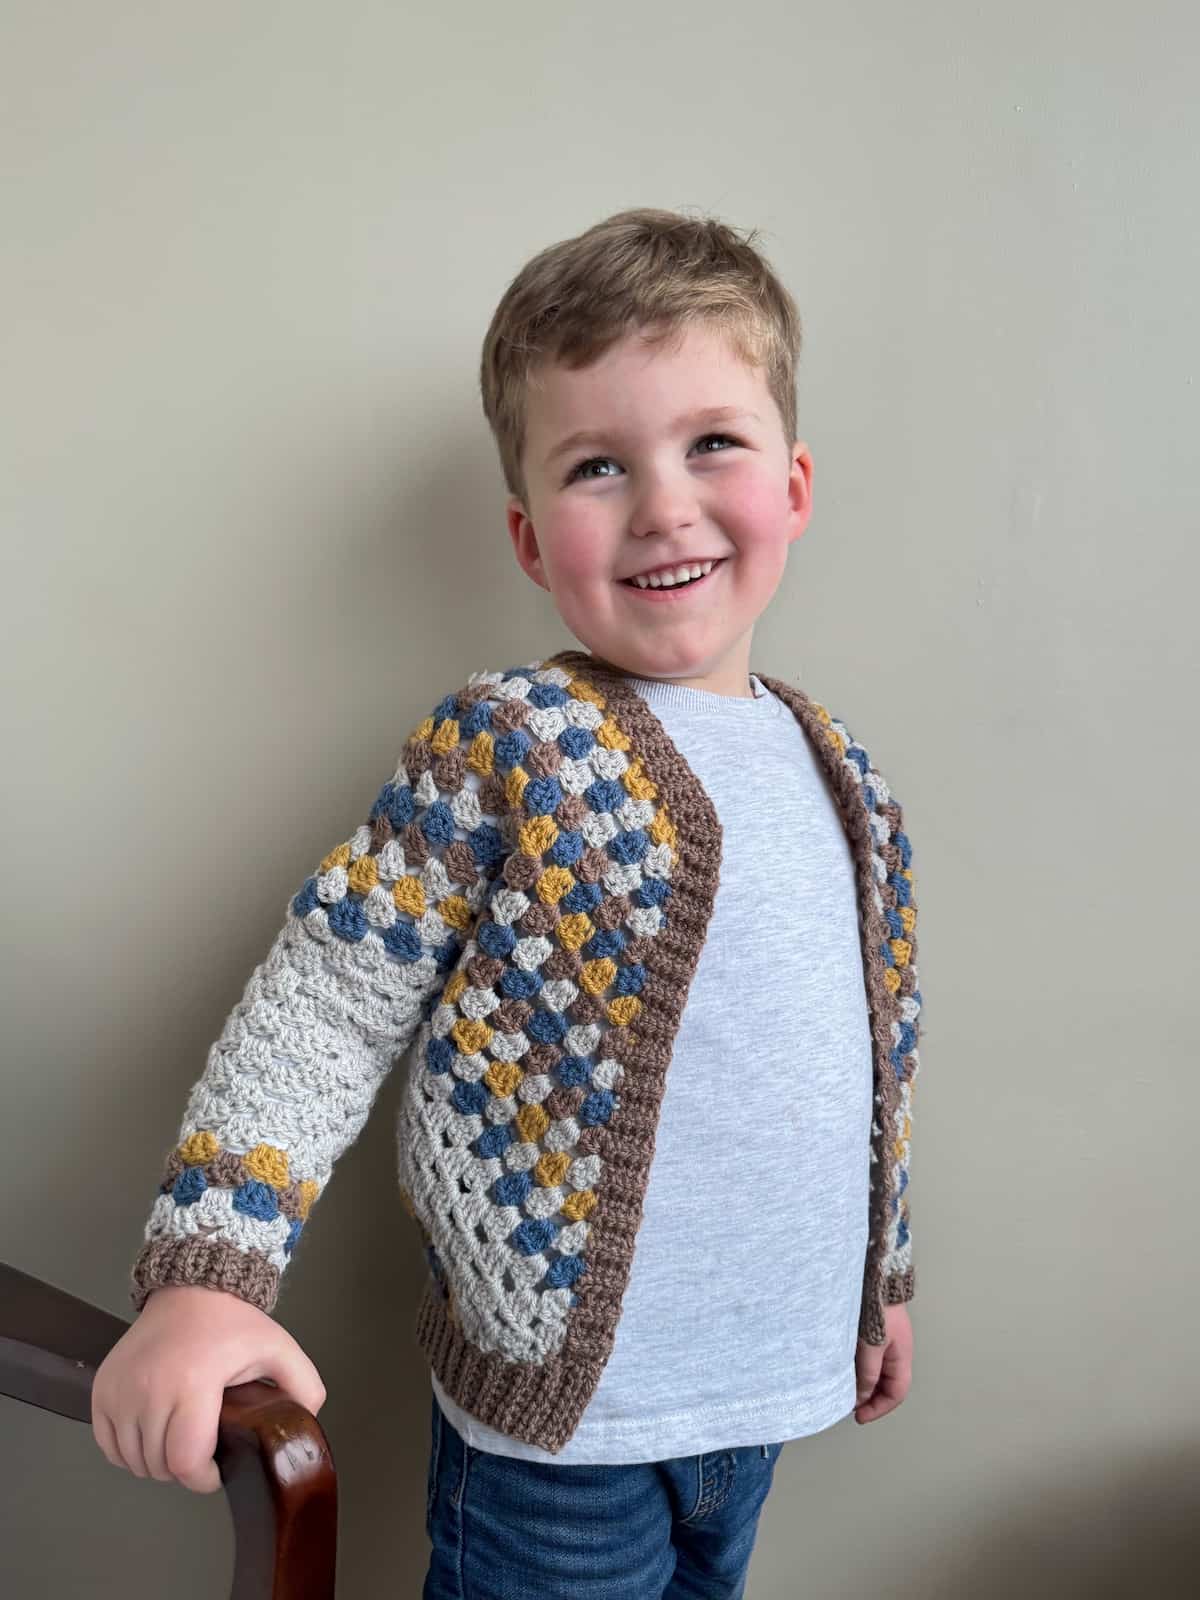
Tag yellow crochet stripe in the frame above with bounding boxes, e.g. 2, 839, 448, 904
556, 913, 595, 952
467, 729, 494, 776
319, 842, 351, 873
515, 1103, 550, 1142
537, 865, 574, 905
334, 838, 472, 944
557, 666, 677, 1004
535, 1150, 570, 1186
563, 666, 680, 866
242, 1143, 290, 1188
567, 677, 607, 711
485, 1059, 522, 1098
175, 1132, 319, 1217
520, 815, 558, 857
179, 1130, 220, 1166
390, 875, 471, 934
438, 666, 674, 1100
393, 876, 425, 916
607, 995, 642, 1026
884, 882, 919, 994
580, 957, 617, 994
648, 810, 678, 854
595, 716, 631, 752
321, 829, 467, 936
451, 1017, 492, 1055
437, 894, 472, 932
893, 1108, 913, 1160
622, 754, 658, 801
348, 855, 378, 895
561, 1188, 598, 1221
430, 717, 460, 756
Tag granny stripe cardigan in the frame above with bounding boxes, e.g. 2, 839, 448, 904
131, 648, 922, 1454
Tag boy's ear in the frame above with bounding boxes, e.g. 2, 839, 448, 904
786, 442, 814, 546
506, 497, 551, 592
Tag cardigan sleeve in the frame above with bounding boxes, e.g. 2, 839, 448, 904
129, 688, 509, 1316
880, 801, 921, 1306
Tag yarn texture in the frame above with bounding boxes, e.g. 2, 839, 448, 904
131, 649, 922, 1455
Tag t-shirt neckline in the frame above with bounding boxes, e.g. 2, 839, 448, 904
623, 671, 778, 715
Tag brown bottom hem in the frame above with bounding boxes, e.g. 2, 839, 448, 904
413, 1282, 609, 1455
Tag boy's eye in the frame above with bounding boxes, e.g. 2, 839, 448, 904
564, 433, 741, 485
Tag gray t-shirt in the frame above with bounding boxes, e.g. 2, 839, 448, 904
433, 670, 875, 1462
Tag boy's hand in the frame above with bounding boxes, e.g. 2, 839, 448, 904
91, 1284, 326, 1495
854, 1303, 912, 1423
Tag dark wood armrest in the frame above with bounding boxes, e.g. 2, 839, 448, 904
0, 1261, 337, 1600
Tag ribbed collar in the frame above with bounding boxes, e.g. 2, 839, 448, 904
623, 671, 777, 713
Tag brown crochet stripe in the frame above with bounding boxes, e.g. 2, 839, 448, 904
413, 648, 726, 1453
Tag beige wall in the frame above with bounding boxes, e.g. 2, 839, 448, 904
3, 3, 1196, 1595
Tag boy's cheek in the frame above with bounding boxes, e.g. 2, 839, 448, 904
550, 542, 619, 592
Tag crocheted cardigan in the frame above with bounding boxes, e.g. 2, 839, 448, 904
131, 648, 922, 1454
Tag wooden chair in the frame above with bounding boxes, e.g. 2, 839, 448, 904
0, 1261, 337, 1599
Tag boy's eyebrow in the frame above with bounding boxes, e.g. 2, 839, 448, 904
542, 406, 760, 469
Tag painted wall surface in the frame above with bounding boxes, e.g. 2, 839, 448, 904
3, 4, 1195, 1594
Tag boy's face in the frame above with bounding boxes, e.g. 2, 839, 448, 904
506, 322, 812, 698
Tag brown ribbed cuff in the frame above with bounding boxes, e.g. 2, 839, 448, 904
129, 1238, 280, 1316
884, 1267, 915, 1306
858, 1265, 915, 1344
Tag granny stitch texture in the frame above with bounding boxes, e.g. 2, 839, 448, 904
131, 649, 922, 1453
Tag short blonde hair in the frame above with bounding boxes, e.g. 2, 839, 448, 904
479, 206, 803, 509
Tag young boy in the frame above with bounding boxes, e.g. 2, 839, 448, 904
92, 207, 922, 1599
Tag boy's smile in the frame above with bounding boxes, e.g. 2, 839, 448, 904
618, 556, 726, 597
506, 322, 813, 698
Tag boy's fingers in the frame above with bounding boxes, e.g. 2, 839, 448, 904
92, 1409, 123, 1472
114, 1418, 149, 1480
140, 1404, 179, 1483
856, 1368, 908, 1421
856, 1352, 882, 1403
164, 1397, 224, 1494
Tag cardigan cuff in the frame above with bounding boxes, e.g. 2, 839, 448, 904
883, 1266, 915, 1305
130, 1237, 280, 1317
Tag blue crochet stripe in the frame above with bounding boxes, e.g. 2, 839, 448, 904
170, 1167, 306, 1258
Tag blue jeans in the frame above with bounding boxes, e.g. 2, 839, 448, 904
423, 1392, 786, 1599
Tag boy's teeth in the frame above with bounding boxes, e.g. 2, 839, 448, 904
630, 559, 716, 589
